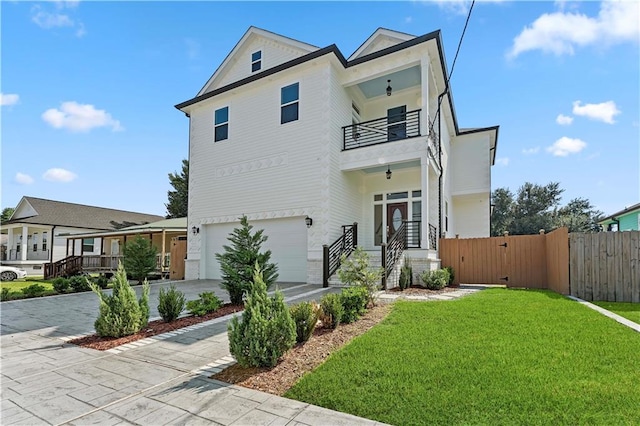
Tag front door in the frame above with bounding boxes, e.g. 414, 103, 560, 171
387, 203, 407, 238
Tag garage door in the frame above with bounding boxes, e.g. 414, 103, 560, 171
203, 217, 308, 282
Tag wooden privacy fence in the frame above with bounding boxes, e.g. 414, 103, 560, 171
439, 228, 569, 294
569, 231, 639, 302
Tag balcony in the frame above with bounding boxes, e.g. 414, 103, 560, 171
343, 109, 421, 151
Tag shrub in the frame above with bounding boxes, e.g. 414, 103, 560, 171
420, 268, 451, 290
186, 292, 222, 316
22, 283, 47, 298
1, 287, 11, 301
399, 257, 413, 291
90, 262, 150, 338
158, 285, 186, 322
290, 301, 319, 344
92, 274, 110, 289
215, 215, 279, 305
320, 293, 344, 329
123, 235, 158, 284
340, 286, 368, 323
52, 277, 70, 293
69, 275, 91, 292
228, 263, 296, 368
444, 266, 455, 285
337, 246, 383, 306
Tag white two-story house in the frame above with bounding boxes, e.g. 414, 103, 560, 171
175, 27, 499, 287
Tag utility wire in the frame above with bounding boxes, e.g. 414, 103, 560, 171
429, 0, 475, 136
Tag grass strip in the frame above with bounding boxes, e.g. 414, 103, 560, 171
592, 301, 640, 324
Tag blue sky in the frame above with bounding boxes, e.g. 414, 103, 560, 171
1, 1, 638, 217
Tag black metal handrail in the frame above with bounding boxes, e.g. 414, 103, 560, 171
343, 109, 421, 150
405, 220, 421, 248
381, 222, 407, 289
429, 223, 437, 250
323, 223, 358, 287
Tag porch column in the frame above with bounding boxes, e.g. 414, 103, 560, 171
161, 229, 166, 272
421, 156, 430, 249
21, 226, 28, 261
7, 228, 14, 260
420, 54, 431, 137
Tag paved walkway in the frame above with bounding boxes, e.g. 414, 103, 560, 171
1, 280, 478, 425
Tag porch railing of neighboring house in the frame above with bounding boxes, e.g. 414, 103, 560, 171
381, 221, 408, 290
323, 223, 358, 287
44, 256, 82, 279
6, 249, 50, 261
342, 110, 421, 150
428, 223, 438, 250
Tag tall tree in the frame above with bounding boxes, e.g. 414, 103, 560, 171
555, 198, 603, 233
165, 159, 189, 218
490, 188, 515, 236
1, 207, 15, 223
510, 182, 563, 235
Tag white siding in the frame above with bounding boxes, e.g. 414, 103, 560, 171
451, 193, 490, 238
450, 133, 491, 196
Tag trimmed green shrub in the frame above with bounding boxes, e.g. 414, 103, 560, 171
215, 215, 279, 305
92, 274, 109, 289
444, 266, 455, 285
290, 301, 319, 344
52, 277, 70, 293
228, 264, 296, 368
158, 285, 186, 322
22, 283, 47, 298
90, 262, 150, 338
69, 275, 91, 292
1, 287, 12, 301
123, 235, 158, 284
337, 246, 383, 306
340, 286, 368, 324
186, 292, 222, 316
420, 268, 451, 290
399, 257, 413, 291
320, 293, 344, 329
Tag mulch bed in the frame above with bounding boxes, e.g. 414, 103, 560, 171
69, 303, 244, 351
388, 285, 459, 295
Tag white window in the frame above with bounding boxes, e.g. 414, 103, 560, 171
251, 51, 262, 72
82, 238, 94, 253
214, 107, 229, 142
281, 83, 299, 124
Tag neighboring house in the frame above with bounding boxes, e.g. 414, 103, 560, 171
175, 26, 499, 285
61, 217, 188, 280
0, 196, 163, 275
598, 202, 640, 231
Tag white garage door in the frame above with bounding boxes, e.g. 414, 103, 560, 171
203, 217, 308, 282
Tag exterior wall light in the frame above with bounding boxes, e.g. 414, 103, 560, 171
386, 79, 392, 96
305, 216, 313, 228
386, 166, 392, 180
192, 226, 199, 235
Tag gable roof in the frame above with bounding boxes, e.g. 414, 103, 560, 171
598, 202, 640, 223
4, 197, 164, 231
197, 26, 319, 97
348, 28, 416, 61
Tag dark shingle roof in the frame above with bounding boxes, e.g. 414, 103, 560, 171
5, 197, 164, 231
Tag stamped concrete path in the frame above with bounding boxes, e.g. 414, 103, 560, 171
1, 280, 479, 425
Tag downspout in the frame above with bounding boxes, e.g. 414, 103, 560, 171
437, 89, 448, 240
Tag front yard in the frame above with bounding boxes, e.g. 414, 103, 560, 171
592, 301, 640, 324
285, 289, 640, 425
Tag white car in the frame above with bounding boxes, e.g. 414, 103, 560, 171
0, 266, 28, 281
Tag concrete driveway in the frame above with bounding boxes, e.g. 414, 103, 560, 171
1, 279, 384, 426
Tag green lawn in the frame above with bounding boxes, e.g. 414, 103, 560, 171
0, 279, 54, 292
592, 301, 640, 324
285, 289, 640, 425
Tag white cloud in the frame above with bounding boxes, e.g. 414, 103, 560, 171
431, 0, 505, 15
546, 136, 587, 156
30, 3, 86, 37
43, 168, 77, 183
572, 100, 620, 124
15, 173, 34, 185
522, 147, 540, 155
42, 101, 123, 132
556, 114, 573, 125
495, 157, 510, 166
0, 93, 19, 106
508, 1, 639, 58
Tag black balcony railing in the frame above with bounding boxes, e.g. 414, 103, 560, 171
343, 109, 421, 150
429, 223, 438, 250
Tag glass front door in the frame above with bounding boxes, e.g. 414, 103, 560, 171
387, 202, 407, 238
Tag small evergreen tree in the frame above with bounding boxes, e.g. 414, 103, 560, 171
90, 262, 150, 337
165, 159, 189, 219
228, 264, 295, 368
123, 235, 158, 284
215, 216, 278, 304
337, 246, 383, 306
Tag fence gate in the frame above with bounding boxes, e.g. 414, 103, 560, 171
439, 228, 568, 292
170, 236, 187, 280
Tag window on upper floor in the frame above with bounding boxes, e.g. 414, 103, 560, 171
281, 83, 299, 124
251, 51, 262, 72
214, 107, 229, 142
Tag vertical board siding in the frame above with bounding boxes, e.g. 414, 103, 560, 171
545, 227, 569, 294
569, 231, 639, 302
